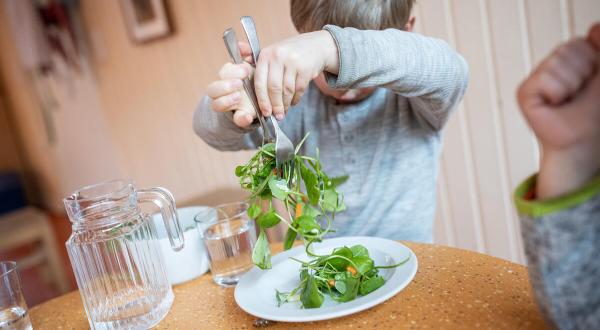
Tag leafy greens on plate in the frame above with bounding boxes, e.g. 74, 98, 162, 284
276, 242, 411, 308
235, 133, 407, 308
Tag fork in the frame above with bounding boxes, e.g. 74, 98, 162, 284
222, 18, 295, 167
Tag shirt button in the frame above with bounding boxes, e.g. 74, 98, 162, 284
343, 135, 354, 143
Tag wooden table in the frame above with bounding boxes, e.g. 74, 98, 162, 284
29, 242, 547, 329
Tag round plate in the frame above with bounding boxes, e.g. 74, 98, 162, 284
234, 236, 418, 322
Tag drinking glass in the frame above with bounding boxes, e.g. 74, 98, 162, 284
0, 261, 32, 330
194, 202, 256, 286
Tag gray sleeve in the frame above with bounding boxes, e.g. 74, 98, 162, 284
192, 95, 262, 151
519, 193, 600, 330
323, 25, 469, 130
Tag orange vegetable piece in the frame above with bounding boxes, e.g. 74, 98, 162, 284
295, 203, 303, 217
346, 266, 357, 276
328, 279, 335, 287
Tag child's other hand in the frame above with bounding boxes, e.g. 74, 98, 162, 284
206, 42, 256, 128
517, 23, 600, 199
254, 31, 339, 120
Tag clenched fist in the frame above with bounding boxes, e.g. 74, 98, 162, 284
517, 23, 600, 199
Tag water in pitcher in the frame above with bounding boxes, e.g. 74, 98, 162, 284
67, 219, 174, 329
203, 218, 256, 286
0, 306, 32, 330
64, 180, 184, 329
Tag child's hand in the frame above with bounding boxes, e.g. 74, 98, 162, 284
206, 42, 256, 128
517, 23, 600, 199
253, 31, 338, 120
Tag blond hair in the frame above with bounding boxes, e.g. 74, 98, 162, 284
290, 0, 415, 33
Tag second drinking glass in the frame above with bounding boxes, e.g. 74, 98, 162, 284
195, 202, 256, 286
0, 261, 31, 330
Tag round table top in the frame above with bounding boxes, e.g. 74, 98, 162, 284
29, 242, 546, 329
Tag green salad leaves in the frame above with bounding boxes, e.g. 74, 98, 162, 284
276, 242, 411, 308
235, 134, 346, 269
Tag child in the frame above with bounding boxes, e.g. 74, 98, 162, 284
515, 23, 600, 329
194, 0, 469, 242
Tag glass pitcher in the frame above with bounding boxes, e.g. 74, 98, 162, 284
64, 180, 184, 330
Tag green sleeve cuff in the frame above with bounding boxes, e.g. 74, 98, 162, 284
514, 173, 600, 218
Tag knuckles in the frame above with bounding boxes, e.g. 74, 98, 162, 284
218, 63, 234, 78
210, 94, 238, 111
283, 84, 295, 94
545, 56, 562, 72
259, 45, 302, 67
210, 99, 222, 112
259, 48, 273, 61
219, 63, 248, 79
268, 84, 283, 94
275, 47, 288, 60
554, 43, 571, 59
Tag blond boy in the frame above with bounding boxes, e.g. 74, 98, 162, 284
194, 0, 469, 242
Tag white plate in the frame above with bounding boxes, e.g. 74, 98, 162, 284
234, 236, 418, 322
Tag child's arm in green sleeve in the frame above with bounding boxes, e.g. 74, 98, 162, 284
515, 174, 600, 329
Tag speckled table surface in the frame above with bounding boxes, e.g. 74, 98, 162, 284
29, 242, 547, 329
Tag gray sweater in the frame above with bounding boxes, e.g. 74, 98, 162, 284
194, 25, 469, 242
516, 176, 600, 329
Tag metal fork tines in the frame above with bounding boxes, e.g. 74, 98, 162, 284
222, 16, 295, 167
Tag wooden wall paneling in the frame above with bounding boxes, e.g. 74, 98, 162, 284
526, 0, 566, 63
450, 0, 517, 260
440, 0, 487, 254
478, 0, 525, 262
414, 1, 451, 247
435, 168, 456, 246
486, 0, 539, 263
417, 0, 486, 252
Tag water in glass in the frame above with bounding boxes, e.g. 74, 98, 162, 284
0, 306, 31, 330
0, 262, 31, 330
196, 203, 256, 286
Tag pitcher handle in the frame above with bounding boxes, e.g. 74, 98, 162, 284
138, 187, 185, 251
